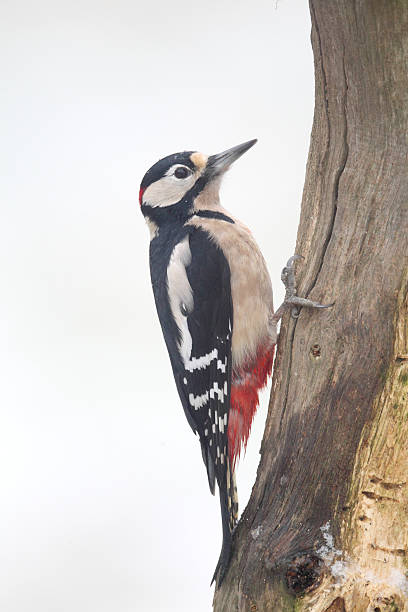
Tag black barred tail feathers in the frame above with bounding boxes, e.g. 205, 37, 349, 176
200, 438, 216, 495
211, 456, 238, 586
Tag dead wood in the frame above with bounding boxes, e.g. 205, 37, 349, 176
213, 2, 408, 610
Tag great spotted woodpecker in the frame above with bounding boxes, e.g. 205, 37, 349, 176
139, 140, 330, 585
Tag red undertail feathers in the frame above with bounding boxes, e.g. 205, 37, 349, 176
228, 343, 275, 467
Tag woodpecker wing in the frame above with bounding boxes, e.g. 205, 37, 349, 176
156, 225, 231, 494
181, 228, 233, 493
150, 222, 234, 514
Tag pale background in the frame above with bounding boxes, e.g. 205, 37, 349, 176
1, 1, 314, 610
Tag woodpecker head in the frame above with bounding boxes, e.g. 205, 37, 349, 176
139, 139, 257, 230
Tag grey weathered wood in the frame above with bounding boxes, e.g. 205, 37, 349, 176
213, 1, 408, 610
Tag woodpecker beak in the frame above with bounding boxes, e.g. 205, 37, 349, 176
207, 139, 257, 178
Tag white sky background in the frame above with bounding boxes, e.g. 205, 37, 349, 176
1, 1, 314, 610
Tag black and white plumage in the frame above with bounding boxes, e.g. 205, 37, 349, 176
140, 143, 263, 584
149, 220, 238, 564
139, 140, 333, 586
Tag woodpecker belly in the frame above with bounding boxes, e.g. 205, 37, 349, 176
187, 214, 276, 464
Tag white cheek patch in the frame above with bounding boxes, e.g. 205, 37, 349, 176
143, 174, 196, 208
167, 236, 194, 364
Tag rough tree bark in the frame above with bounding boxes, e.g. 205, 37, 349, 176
214, 2, 408, 611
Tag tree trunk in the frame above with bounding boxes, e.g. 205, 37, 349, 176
213, 2, 408, 610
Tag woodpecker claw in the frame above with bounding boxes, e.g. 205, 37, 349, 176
285, 254, 304, 267
291, 307, 300, 319
272, 255, 334, 323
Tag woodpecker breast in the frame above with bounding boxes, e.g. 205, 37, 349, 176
187, 213, 276, 372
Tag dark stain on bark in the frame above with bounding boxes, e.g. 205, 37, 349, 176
285, 554, 324, 595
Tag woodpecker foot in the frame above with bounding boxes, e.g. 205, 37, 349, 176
272, 255, 334, 323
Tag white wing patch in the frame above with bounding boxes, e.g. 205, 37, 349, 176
167, 236, 194, 365
167, 236, 222, 373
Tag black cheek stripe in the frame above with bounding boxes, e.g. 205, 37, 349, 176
193, 210, 235, 224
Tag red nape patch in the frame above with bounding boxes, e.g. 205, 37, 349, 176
228, 344, 275, 467
139, 187, 145, 206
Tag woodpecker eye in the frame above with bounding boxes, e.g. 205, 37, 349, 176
174, 166, 190, 179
